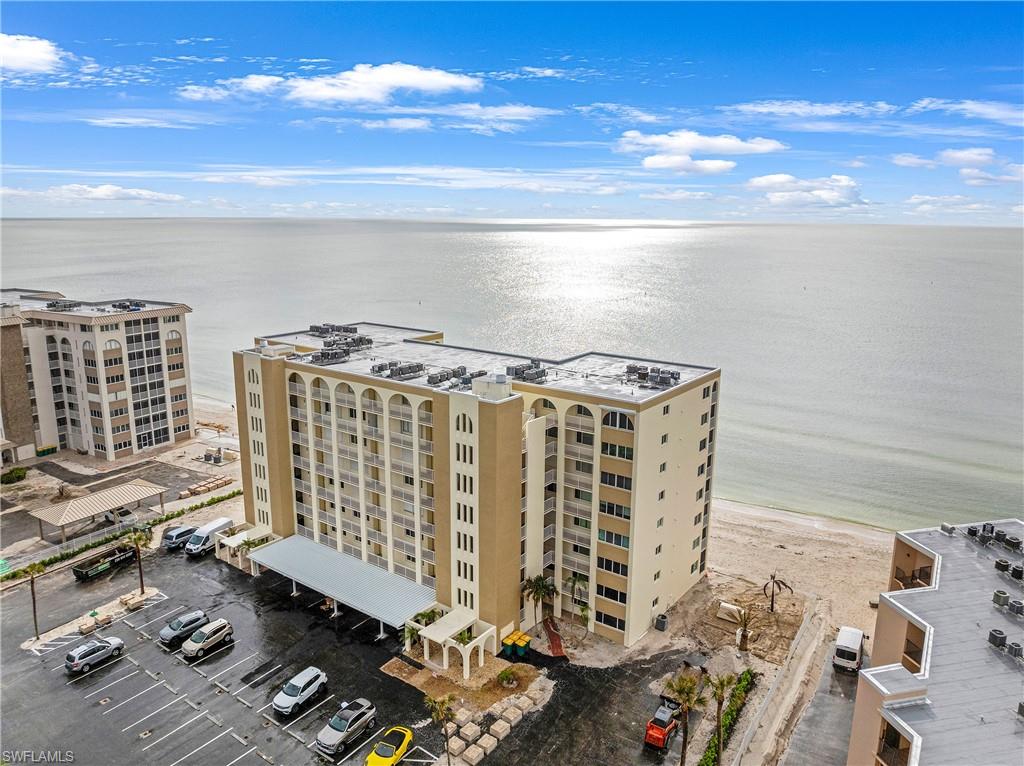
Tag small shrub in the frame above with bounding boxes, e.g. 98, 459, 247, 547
1, 467, 28, 484
497, 668, 517, 687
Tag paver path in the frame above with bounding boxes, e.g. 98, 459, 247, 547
542, 617, 565, 657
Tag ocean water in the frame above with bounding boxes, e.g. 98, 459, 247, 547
3, 218, 1021, 530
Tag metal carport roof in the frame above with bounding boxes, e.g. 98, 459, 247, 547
248, 535, 436, 628
29, 479, 168, 527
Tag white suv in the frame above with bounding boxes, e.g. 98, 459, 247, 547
273, 666, 327, 715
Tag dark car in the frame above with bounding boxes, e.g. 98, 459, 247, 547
162, 525, 198, 551
158, 609, 209, 644
315, 698, 377, 756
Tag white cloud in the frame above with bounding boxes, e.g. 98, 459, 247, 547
619, 128, 785, 175
375, 103, 558, 134
890, 153, 937, 168
904, 194, 992, 215
640, 189, 713, 200
178, 74, 284, 101
907, 98, 1024, 126
936, 147, 996, 166
360, 117, 432, 131
746, 173, 866, 207
2, 183, 184, 202
959, 164, 1023, 186
840, 158, 868, 168
723, 100, 898, 118
197, 175, 304, 187
174, 37, 217, 45
576, 103, 663, 124
283, 62, 480, 104
1, 33, 65, 73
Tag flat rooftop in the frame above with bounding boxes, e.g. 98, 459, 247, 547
0, 288, 190, 320
874, 518, 1024, 766
253, 321, 719, 404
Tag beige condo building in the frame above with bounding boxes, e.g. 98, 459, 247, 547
847, 518, 1023, 766
0, 288, 196, 464
234, 322, 720, 649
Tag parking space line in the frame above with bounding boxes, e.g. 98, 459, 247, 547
166, 727, 234, 766
110, 594, 168, 626
133, 605, 187, 630
255, 701, 275, 714
100, 681, 165, 715
350, 617, 371, 631
281, 694, 335, 731
223, 746, 257, 766
122, 694, 189, 732
65, 654, 129, 684
83, 669, 139, 698
141, 712, 207, 751
188, 642, 234, 668
408, 746, 439, 761
207, 652, 258, 681
338, 726, 384, 763
233, 663, 282, 695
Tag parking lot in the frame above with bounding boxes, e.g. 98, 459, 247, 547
1, 551, 442, 766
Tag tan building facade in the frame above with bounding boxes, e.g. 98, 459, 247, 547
846, 518, 1023, 766
234, 322, 720, 647
0, 288, 196, 463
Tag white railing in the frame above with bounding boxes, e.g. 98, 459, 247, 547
390, 431, 414, 449
336, 419, 358, 434
335, 394, 357, 409
291, 454, 309, 470
564, 442, 594, 460
418, 411, 433, 425
419, 439, 433, 454
419, 466, 434, 482
545, 440, 558, 458
389, 403, 413, 421
564, 471, 592, 489
289, 406, 307, 421
562, 551, 590, 574
564, 415, 594, 433
361, 399, 383, 414
544, 524, 555, 541
543, 550, 555, 568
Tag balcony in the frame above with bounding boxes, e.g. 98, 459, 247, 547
421, 548, 435, 564
317, 510, 336, 525
562, 551, 590, 574
562, 527, 591, 546
543, 550, 555, 568
390, 403, 413, 421
563, 499, 592, 519
335, 393, 357, 409
544, 440, 558, 458
294, 478, 312, 494
312, 411, 332, 427
422, 573, 436, 588
902, 639, 923, 672
563, 471, 592, 490
314, 462, 334, 478
392, 512, 416, 532
364, 452, 386, 468
290, 430, 308, 446
364, 477, 386, 494
419, 465, 434, 482
421, 496, 435, 510
418, 410, 433, 425
391, 458, 415, 476
289, 406, 307, 421
340, 518, 361, 535
544, 523, 555, 541
337, 468, 360, 486
564, 415, 595, 434
564, 442, 594, 460
544, 468, 557, 485
390, 431, 415, 449
314, 437, 333, 453
419, 439, 433, 454
366, 527, 388, 545
367, 553, 388, 570
363, 426, 384, 441
365, 503, 387, 520
362, 399, 383, 414
336, 419, 358, 435
392, 485, 416, 503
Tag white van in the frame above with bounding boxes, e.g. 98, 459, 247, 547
833, 626, 865, 672
185, 517, 234, 557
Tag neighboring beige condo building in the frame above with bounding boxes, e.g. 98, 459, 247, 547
234, 322, 720, 650
847, 518, 1024, 766
0, 288, 196, 464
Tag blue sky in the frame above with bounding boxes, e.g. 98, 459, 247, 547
1, 2, 1022, 223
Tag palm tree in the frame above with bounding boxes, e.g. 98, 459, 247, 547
26, 562, 46, 640
665, 673, 706, 766
521, 574, 545, 627
126, 529, 151, 596
578, 603, 590, 642
563, 571, 587, 636
762, 571, 793, 613
735, 605, 762, 652
708, 674, 736, 766
424, 693, 456, 766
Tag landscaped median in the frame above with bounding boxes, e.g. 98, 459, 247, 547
0, 489, 242, 584
698, 668, 758, 766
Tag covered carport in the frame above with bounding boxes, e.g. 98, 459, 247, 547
29, 478, 168, 543
248, 534, 437, 640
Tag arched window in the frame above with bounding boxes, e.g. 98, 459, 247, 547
455, 413, 474, 434
82, 341, 95, 352
570, 404, 593, 419
166, 330, 182, 341
602, 411, 634, 431
104, 339, 121, 351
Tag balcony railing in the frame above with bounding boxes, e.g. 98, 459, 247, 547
543, 550, 555, 568
421, 548, 435, 564
419, 466, 434, 482
421, 496, 435, 510
876, 742, 910, 766
563, 499, 592, 519
419, 439, 433, 454
562, 527, 591, 546
564, 442, 594, 460
544, 524, 555, 541
389, 403, 413, 421
564, 415, 595, 433
335, 394, 357, 409
366, 527, 388, 545
365, 503, 387, 520
289, 406, 307, 421
290, 430, 308, 446
363, 452, 385, 468
392, 485, 416, 503
391, 458, 415, 476
362, 399, 383, 414
562, 552, 591, 574
291, 454, 309, 470
563, 471, 592, 489
418, 411, 433, 425
363, 426, 384, 441
336, 419, 358, 435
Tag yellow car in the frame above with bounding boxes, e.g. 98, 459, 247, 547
364, 726, 412, 766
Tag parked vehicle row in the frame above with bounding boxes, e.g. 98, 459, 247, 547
65, 637, 125, 673
160, 517, 233, 556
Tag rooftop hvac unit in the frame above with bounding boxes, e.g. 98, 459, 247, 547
994, 529, 1007, 544
650, 366, 661, 375
1008, 642, 1024, 659
471, 370, 487, 379
455, 365, 467, 377
967, 525, 979, 537
626, 363, 638, 374
1011, 565, 1024, 581
940, 523, 956, 535
388, 360, 399, 369
427, 373, 440, 385
988, 628, 1007, 648
1006, 535, 1023, 551
1009, 599, 1024, 615
670, 370, 681, 380
341, 325, 358, 334
979, 533, 993, 545
993, 590, 1010, 607
982, 522, 995, 536
495, 373, 507, 384
995, 559, 1011, 572
461, 376, 472, 385
530, 358, 542, 368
